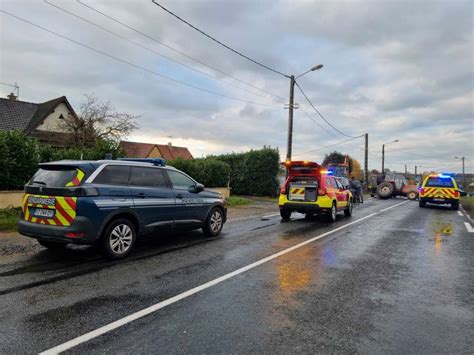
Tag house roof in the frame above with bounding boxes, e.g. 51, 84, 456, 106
120, 141, 156, 158
120, 141, 193, 160
0, 96, 77, 133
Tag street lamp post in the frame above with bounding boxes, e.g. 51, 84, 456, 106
381, 139, 399, 173
415, 165, 422, 181
286, 64, 323, 162
455, 156, 465, 188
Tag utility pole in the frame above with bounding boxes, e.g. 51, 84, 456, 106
455, 156, 465, 187
286, 75, 295, 161
364, 133, 368, 190
405, 164, 407, 175
415, 165, 417, 180
284, 64, 323, 162
381, 139, 399, 174
382, 144, 385, 173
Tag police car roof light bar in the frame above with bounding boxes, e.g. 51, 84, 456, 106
117, 158, 166, 166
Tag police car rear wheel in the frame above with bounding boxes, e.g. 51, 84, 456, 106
451, 201, 459, 210
203, 208, 224, 237
100, 218, 136, 259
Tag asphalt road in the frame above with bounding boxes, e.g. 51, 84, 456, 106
0, 198, 473, 354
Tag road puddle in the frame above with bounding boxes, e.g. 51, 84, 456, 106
431, 222, 453, 255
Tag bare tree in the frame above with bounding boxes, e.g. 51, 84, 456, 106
60, 94, 139, 148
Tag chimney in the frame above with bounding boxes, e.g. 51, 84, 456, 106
168, 142, 172, 147
7, 92, 17, 101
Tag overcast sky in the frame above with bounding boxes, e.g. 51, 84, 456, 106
1, 0, 473, 173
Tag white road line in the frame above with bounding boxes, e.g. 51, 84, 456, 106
460, 206, 473, 223
261, 213, 280, 219
457, 211, 464, 217
40, 202, 412, 355
465, 222, 474, 233
380, 200, 411, 212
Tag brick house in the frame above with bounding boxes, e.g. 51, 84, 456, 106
120, 141, 193, 160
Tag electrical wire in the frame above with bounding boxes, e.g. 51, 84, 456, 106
293, 136, 361, 157
77, 0, 287, 102
44, 0, 280, 102
151, 0, 288, 78
384, 146, 455, 160
295, 81, 361, 138
299, 105, 337, 137
0, 9, 280, 108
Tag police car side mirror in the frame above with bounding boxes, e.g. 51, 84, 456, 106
459, 190, 467, 197
189, 183, 204, 193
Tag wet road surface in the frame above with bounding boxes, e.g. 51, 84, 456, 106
0, 198, 472, 354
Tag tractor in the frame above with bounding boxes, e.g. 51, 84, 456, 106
369, 172, 418, 200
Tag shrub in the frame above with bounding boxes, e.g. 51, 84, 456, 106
168, 157, 230, 188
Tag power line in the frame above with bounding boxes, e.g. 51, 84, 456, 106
0, 9, 279, 108
299, 105, 337, 137
45, 1, 281, 103
45, 0, 278, 101
295, 81, 360, 138
77, 0, 287, 101
151, 0, 288, 78
293, 136, 361, 157
384, 147, 455, 160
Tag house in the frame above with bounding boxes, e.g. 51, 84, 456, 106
120, 141, 193, 160
0, 93, 77, 147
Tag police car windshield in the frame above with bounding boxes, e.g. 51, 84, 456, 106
425, 177, 454, 188
30, 168, 78, 187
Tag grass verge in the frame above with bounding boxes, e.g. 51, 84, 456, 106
460, 195, 473, 218
226, 196, 253, 208
0, 207, 21, 232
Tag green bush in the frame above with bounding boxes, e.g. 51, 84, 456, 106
169, 147, 280, 196
168, 157, 230, 188
0, 131, 40, 190
215, 147, 280, 196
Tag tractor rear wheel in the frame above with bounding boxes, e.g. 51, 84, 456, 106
377, 182, 394, 199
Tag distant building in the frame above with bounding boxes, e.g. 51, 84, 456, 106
120, 141, 193, 160
0, 93, 77, 148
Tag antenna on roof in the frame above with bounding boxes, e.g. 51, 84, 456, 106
0, 82, 20, 99
168, 135, 173, 147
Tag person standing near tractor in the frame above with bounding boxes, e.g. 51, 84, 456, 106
350, 176, 363, 203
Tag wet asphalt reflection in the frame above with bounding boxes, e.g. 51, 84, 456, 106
0, 198, 472, 354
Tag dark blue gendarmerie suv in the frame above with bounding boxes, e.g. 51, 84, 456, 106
18, 158, 227, 259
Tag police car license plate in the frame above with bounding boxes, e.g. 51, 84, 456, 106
31, 208, 55, 218
433, 198, 444, 202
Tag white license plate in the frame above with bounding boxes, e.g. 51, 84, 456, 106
32, 208, 55, 218
433, 198, 444, 202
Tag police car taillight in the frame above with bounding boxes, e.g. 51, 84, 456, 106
454, 190, 460, 197
280, 186, 287, 194
318, 187, 326, 196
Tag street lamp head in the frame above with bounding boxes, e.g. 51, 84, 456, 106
311, 64, 324, 71
393, 139, 399, 143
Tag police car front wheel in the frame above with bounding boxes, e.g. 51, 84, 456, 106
203, 208, 224, 237
100, 218, 137, 259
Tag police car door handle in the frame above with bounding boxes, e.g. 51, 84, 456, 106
176, 194, 183, 199
136, 193, 146, 198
